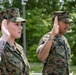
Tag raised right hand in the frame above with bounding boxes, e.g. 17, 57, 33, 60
1, 19, 10, 41
51, 16, 59, 36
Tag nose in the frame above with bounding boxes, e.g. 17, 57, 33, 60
19, 24, 23, 30
65, 22, 69, 28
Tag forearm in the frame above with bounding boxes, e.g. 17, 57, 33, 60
0, 40, 6, 51
0, 40, 6, 61
0, 35, 8, 61
37, 33, 55, 61
0, 35, 8, 51
37, 16, 59, 61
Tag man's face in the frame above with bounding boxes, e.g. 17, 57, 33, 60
58, 20, 69, 35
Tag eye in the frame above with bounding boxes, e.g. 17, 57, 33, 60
65, 22, 68, 24
15, 23, 19, 26
21, 23, 23, 25
14, 22, 22, 26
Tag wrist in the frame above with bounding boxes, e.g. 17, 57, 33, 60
48, 36, 54, 41
1, 35, 9, 42
49, 32, 55, 38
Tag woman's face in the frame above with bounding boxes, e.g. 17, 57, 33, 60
7, 21, 23, 39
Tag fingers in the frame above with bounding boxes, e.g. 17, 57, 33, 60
2, 19, 8, 28
1, 19, 8, 32
54, 16, 58, 26
51, 16, 59, 35
1, 19, 10, 38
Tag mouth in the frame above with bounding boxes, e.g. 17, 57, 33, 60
18, 32, 22, 34
64, 28, 68, 30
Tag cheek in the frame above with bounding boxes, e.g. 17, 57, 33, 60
59, 24, 65, 29
59, 25, 62, 29
7, 26, 16, 34
59, 25, 64, 32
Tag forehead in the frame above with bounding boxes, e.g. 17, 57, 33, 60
58, 20, 69, 24
8, 21, 22, 24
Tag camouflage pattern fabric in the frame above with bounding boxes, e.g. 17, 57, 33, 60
53, 11, 72, 23
0, 42, 29, 75
0, 8, 26, 31
0, 8, 26, 23
38, 33, 71, 75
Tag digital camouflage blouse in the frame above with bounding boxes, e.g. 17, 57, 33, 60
0, 42, 30, 75
37, 33, 71, 75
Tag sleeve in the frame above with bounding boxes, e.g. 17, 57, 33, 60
0, 40, 6, 53
36, 33, 50, 53
0, 39, 6, 61
38, 33, 50, 46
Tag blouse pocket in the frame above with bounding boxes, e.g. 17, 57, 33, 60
8, 56, 23, 70
55, 45, 65, 57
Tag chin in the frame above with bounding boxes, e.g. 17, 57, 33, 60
59, 32, 66, 35
63, 31, 67, 34
16, 36, 21, 38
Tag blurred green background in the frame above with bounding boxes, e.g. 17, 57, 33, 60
0, 0, 76, 74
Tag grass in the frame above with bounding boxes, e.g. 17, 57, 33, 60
70, 65, 76, 75
29, 62, 76, 75
29, 63, 43, 73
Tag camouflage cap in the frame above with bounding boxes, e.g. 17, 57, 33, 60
53, 11, 73, 23
0, 8, 26, 23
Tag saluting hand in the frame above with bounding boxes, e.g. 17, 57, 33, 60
51, 16, 59, 36
1, 19, 10, 41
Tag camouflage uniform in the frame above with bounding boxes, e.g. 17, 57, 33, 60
38, 33, 71, 75
37, 11, 72, 75
0, 42, 30, 75
0, 8, 29, 75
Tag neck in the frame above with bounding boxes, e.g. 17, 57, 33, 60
7, 38, 15, 46
57, 33, 63, 36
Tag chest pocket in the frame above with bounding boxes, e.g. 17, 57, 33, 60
8, 53, 23, 70
3, 51, 24, 70
55, 43, 65, 57
53, 40, 70, 58
16, 44, 30, 69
